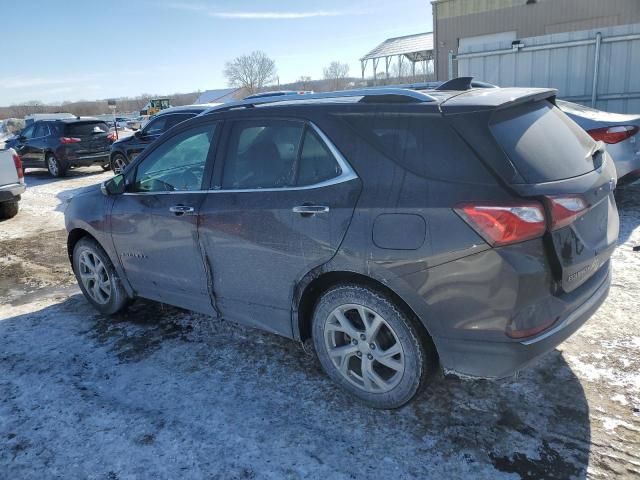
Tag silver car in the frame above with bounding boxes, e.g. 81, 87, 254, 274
557, 100, 640, 182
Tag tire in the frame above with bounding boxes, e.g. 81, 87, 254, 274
110, 153, 128, 174
0, 200, 19, 219
46, 153, 66, 178
312, 284, 436, 409
72, 237, 130, 315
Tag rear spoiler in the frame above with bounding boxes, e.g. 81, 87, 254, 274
440, 87, 558, 114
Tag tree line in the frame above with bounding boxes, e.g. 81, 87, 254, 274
2, 51, 428, 120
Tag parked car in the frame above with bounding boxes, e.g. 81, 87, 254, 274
556, 100, 640, 183
0, 147, 25, 219
125, 116, 149, 131
66, 87, 618, 409
109, 104, 220, 174
245, 90, 313, 100
10, 118, 111, 177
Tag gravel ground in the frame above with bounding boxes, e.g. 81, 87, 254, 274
0, 168, 639, 479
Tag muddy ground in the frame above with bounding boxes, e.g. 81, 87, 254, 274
0, 167, 639, 479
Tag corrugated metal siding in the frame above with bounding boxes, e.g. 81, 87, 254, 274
457, 23, 640, 113
433, 0, 640, 80
434, 0, 528, 19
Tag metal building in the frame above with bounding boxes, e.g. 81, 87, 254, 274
360, 32, 436, 85
432, 0, 640, 80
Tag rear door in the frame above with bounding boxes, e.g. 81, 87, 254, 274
30, 122, 51, 163
14, 124, 38, 165
198, 117, 361, 336
447, 96, 619, 293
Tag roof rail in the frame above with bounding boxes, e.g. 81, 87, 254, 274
201, 88, 436, 115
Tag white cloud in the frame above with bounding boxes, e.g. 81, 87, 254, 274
209, 10, 350, 19
165, 3, 359, 20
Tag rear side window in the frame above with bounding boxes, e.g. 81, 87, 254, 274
340, 113, 492, 183
297, 129, 341, 186
490, 101, 597, 183
65, 122, 109, 136
34, 123, 50, 138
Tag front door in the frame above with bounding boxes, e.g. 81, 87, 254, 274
198, 118, 361, 336
14, 124, 38, 166
110, 121, 220, 315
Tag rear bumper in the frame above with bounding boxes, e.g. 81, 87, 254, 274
436, 264, 611, 379
64, 152, 110, 166
0, 182, 26, 202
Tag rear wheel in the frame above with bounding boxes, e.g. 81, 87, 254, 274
72, 237, 130, 315
46, 153, 66, 177
0, 200, 19, 219
110, 153, 128, 174
312, 284, 435, 409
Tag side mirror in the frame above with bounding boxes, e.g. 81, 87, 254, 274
134, 130, 144, 138
101, 174, 126, 196
18, 135, 26, 142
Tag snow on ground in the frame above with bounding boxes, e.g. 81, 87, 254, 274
0, 168, 639, 479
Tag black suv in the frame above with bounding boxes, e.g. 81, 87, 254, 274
11, 118, 110, 177
109, 105, 217, 173
65, 88, 618, 408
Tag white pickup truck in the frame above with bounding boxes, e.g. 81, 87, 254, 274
0, 147, 26, 219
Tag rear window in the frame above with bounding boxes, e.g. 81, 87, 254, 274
490, 101, 597, 183
64, 122, 109, 136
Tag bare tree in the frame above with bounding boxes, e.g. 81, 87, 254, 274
297, 76, 312, 90
223, 51, 277, 95
323, 61, 350, 90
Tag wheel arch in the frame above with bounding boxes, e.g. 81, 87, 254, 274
67, 228, 99, 265
294, 270, 437, 358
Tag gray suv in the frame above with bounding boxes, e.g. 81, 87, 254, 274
65, 87, 619, 408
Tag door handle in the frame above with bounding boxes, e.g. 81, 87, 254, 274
292, 205, 330, 216
169, 205, 195, 215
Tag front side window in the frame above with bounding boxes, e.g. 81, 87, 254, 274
131, 123, 217, 193
143, 114, 193, 137
142, 117, 168, 136
222, 120, 341, 189
21, 125, 35, 139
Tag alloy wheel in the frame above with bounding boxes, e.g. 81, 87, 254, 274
78, 250, 111, 305
324, 304, 405, 393
113, 156, 127, 174
47, 156, 59, 176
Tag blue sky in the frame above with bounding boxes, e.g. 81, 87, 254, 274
0, 0, 432, 105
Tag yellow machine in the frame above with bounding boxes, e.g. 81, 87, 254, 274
141, 98, 171, 116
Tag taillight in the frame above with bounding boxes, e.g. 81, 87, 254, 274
60, 137, 81, 144
587, 125, 638, 144
12, 153, 24, 181
107, 132, 117, 142
544, 195, 589, 231
455, 202, 546, 246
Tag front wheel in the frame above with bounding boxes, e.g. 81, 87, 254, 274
312, 284, 436, 409
72, 237, 130, 315
0, 200, 19, 219
110, 153, 128, 174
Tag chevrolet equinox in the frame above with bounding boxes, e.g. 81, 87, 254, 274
65, 87, 619, 408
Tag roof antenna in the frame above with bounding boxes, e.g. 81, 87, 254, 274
435, 77, 474, 91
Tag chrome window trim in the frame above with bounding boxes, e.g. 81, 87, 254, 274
122, 121, 357, 196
